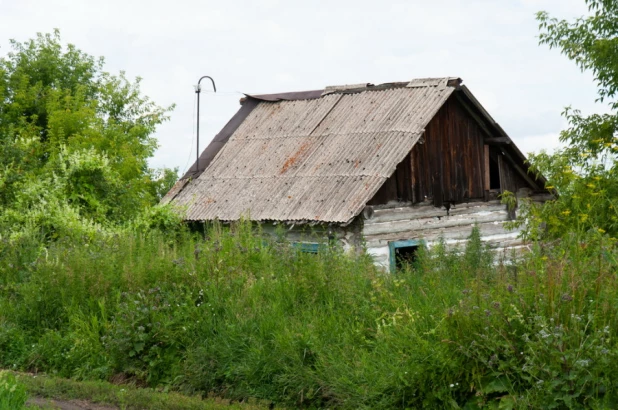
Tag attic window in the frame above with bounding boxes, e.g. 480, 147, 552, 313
389, 239, 423, 273
484, 145, 501, 191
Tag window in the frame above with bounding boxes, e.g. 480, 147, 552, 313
389, 239, 423, 273
292, 242, 319, 254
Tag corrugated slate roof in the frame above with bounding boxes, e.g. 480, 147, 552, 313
167, 78, 459, 224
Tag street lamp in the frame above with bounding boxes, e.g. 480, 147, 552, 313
194, 76, 217, 173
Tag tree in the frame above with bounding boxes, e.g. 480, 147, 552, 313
0, 31, 178, 241
522, 1, 618, 240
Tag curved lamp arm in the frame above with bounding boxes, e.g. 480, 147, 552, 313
195, 76, 217, 173
196, 76, 217, 93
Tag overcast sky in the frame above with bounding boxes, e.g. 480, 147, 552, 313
0, 0, 607, 175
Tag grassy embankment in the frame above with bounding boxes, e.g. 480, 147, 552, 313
3, 370, 271, 409
1, 222, 618, 408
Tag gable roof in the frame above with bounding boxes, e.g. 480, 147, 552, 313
163, 77, 534, 224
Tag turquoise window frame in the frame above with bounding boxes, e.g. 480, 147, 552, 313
389, 239, 424, 273
293, 242, 320, 254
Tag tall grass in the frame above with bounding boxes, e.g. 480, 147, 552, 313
0, 371, 28, 410
1, 222, 618, 408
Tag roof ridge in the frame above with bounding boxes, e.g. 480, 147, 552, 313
322, 77, 462, 96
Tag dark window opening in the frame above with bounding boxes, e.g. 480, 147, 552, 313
490, 157, 501, 190
389, 240, 423, 272
395, 246, 419, 270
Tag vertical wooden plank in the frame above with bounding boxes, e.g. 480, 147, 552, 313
442, 104, 451, 203
477, 128, 486, 197
453, 111, 462, 203
484, 145, 490, 190
395, 155, 411, 202
395, 161, 403, 201
404, 154, 412, 202
498, 154, 505, 193
433, 111, 444, 208
410, 150, 417, 203
421, 133, 429, 200
499, 154, 516, 194
484, 144, 490, 201
467, 124, 472, 198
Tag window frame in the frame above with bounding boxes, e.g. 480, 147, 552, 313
388, 239, 424, 273
292, 242, 320, 254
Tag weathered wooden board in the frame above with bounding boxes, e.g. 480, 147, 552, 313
364, 221, 517, 248
363, 210, 509, 236
367, 201, 506, 224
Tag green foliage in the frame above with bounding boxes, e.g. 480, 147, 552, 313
0, 371, 27, 410
0, 30, 179, 244
524, 1, 618, 239
2, 224, 618, 408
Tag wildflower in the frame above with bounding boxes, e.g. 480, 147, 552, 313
561, 210, 571, 216
450, 384, 454, 388
598, 228, 606, 234
507, 284, 514, 293
575, 359, 591, 368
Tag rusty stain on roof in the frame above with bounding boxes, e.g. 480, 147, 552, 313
280, 141, 311, 174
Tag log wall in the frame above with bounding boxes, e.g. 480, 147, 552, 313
363, 193, 550, 270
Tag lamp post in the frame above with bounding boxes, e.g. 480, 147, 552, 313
194, 76, 217, 173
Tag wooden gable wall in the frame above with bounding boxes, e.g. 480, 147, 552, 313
368, 93, 530, 207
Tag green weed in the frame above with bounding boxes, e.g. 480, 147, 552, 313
0, 371, 28, 410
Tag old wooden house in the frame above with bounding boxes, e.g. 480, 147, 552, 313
162, 78, 548, 271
